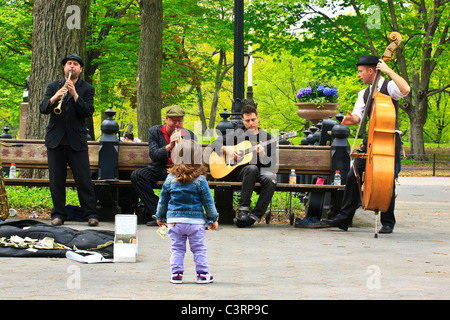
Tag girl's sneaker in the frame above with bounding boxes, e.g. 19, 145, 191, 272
170, 273, 183, 284
197, 272, 214, 284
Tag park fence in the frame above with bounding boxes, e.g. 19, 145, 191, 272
402, 153, 450, 176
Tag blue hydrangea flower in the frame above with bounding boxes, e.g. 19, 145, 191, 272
305, 86, 312, 95
296, 88, 305, 99
323, 87, 333, 96
296, 80, 339, 104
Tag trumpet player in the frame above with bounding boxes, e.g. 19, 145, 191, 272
39, 53, 98, 227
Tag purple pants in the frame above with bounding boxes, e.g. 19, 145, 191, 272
168, 223, 209, 274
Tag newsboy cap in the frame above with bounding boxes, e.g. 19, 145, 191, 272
166, 105, 185, 117
356, 55, 380, 66
61, 53, 84, 67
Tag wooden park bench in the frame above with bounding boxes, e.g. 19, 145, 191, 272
1, 138, 347, 224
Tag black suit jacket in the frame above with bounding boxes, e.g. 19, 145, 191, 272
40, 78, 95, 151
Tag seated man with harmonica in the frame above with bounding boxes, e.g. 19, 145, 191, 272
131, 105, 196, 225
208, 104, 277, 228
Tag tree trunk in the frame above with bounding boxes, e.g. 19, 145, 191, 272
28, 0, 90, 140
136, 0, 163, 142
408, 88, 428, 159
208, 49, 233, 134
26, 0, 90, 177
402, 62, 423, 160
397, 0, 447, 160
196, 86, 207, 135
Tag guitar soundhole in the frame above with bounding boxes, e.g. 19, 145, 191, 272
225, 153, 244, 167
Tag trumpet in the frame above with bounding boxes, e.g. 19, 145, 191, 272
54, 71, 72, 115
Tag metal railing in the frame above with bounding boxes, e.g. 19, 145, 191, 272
401, 154, 450, 176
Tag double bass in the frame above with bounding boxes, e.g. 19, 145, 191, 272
352, 32, 402, 236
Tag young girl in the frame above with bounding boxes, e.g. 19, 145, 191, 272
154, 139, 219, 284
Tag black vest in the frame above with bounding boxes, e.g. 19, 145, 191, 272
363, 79, 400, 130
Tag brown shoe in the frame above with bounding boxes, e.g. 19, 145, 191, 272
51, 218, 63, 226
88, 218, 99, 226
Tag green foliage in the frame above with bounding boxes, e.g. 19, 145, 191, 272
0, 0, 448, 145
5, 185, 305, 217
0, 0, 32, 137
233, 191, 304, 217
5, 186, 80, 210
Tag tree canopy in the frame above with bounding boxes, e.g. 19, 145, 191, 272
0, 0, 448, 152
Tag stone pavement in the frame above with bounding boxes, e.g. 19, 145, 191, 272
0, 177, 448, 302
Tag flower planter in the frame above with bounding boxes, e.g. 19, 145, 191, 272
296, 102, 339, 124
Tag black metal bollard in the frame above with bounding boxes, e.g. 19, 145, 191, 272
98, 106, 119, 180
215, 108, 234, 136
96, 106, 121, 221
1, 126, 12, 139
326, 112, 351, 218
331, 112, 350, 183
307, 125, 317, 146
1, 126, 12, 176
213, 108, 238, 224
319, 116, 337, 146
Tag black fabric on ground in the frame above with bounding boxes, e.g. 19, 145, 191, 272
0, 220, 114, 258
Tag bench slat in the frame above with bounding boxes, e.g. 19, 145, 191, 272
1, 139, 333, 174
4, 177, 345, 192
2, 139, 343, 191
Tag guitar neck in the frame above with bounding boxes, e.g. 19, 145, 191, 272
244, 135, 282, 154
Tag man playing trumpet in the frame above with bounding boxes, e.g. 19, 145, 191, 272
40, 53, 98, 226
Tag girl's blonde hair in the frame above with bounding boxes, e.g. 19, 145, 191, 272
167, 139, 206, 183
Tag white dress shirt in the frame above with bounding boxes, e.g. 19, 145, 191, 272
352, 76, 407, 121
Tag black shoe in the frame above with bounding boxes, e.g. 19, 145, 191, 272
236, 210, 249, 221
379, 225, 394, 234
51, 217, 63, 226
249, 213, 261, 223
88, 218, 99, 227
234, 210, 254, 228
233, 217, 255, 228
322, 217, 348, 231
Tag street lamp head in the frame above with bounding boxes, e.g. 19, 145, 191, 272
244, 52, 251, 68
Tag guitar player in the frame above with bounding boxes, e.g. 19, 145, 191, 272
208, 104, 277, 228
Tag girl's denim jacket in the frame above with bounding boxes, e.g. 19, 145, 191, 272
154, 174, 219, 225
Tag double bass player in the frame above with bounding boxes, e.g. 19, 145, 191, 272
323, 54, 410, 234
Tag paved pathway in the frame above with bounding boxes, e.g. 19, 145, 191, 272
1, 177, 448, 303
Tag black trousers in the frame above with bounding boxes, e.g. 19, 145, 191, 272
47, 145, 97, 221
336, 134, 401, 227
130, 165, 168, 219
235, 165, 276, 218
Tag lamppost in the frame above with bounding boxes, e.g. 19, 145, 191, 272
245, 51, 256, 107
230, 0, 252, 127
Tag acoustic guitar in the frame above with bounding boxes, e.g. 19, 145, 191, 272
209, 131, 297, 179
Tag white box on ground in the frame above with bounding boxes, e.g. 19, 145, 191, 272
114, 214, 138, 262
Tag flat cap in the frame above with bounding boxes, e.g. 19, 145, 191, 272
166, 105, 185, 117
356, 55, 380, 66
61, 53, 84, 67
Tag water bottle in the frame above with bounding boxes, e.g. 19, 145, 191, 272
334, 170, 341, 185
289, 169, 296, 184
9, 163, 17, 178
